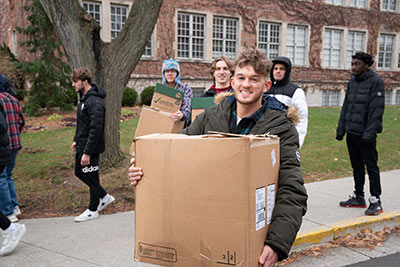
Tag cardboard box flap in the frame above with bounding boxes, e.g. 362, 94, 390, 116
191, 97, 215, 109
155, 83, 184, 100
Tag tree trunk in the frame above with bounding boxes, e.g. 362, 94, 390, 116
40, 0, 163, 165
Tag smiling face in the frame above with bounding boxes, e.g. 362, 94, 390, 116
231, 65, 267, 107
213, 60, 232, 87
164, 69, 178, 85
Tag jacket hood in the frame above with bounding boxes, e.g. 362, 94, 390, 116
270, 56, 292, 86
353, 68, 377, 82
0, 74, 16, 96
161, 58, 181, 85
82, 83, 106, 99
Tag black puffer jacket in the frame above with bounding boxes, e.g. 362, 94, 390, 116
336, 69, 385, 141
74, 84, 106, 155
0, 104, 11, 167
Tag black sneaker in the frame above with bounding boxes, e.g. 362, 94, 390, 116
339, 193, 366, 208
365, 196, 383, 216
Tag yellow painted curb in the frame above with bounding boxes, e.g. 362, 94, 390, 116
293, 209, 400, 247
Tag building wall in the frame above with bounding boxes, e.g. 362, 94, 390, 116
2, 0, 400, 105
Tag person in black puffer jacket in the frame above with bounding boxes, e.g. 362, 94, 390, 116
71, 68, 114, 223
336, 52, 385, 216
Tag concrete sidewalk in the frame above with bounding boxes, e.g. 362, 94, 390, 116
1, 170, 399, 267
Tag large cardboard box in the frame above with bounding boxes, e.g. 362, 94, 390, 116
151, 83, 184, 114
191, 97, 215, 121
131, 106, 185, 155
134, 133, 280, 267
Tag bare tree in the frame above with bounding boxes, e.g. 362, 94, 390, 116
39, 0, 163, 165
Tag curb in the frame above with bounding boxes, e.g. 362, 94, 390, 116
292, 209, 400, 251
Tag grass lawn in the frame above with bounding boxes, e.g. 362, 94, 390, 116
13, 106, 400, 218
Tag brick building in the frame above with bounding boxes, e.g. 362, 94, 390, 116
2, 0, 400, 106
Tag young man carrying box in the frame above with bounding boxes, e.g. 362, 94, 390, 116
129, 49, 307, 266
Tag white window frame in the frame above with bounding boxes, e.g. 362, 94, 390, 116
177, 12, 205, 60
110, 4, 128, 40
395, 90, 400, 104
142, 32, 154, 58
385, 90, 392, 105
322, 90, 340, 106
346, 31, 366, 68
378, 33, 395, 69
82, 1, 102, 25
258, 21, 281, 60
349, 0, 367, 8
212, 16, 238, 60
286, 25, 307, 66
326, 0, 344, 6
323, 29, 343, 68
381, 0, 397, 11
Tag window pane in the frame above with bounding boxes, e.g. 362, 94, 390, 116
258, 22, 280, 59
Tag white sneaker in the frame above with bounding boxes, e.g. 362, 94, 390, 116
74, 209, 98, 222
97, 194, 115, 212
0, 223, 26, 256
7, 214, 18, 223
14, 206, 21, 216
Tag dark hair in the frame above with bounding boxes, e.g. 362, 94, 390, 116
71, 68, 93, 84
352, 52, 374, 66
234, 49, 272, 78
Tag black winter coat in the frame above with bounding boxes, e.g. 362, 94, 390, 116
336, 69, 385, 141
0, 104, 11, 167
74, 84, 106, 155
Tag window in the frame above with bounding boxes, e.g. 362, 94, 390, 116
326, 0, 344, 5
192, 88, 206, 97
385, 90, 392, 105
177, 12, 205, 59
349, 0, 366, 8
83, 1, 101, 24
322, 91, 340, 106
346, 31, 365, 68
12, 30, 17, 56
396, 90, 400, 104
213, 17, 238, 60
378, 34, 395, 69
258, 22, 280, 59
110, 4, 128, 40
323, 29, 342, 68
382, 0, 397, 11
286, 25, 307, 65
143, 33, 154, 57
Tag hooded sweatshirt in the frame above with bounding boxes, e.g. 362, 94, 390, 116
265, 56, 308, 148
74, 83, 106, 155
161, 59, 193, 126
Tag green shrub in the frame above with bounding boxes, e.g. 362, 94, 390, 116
122, 87, 138, 107
140, 86, 155, 106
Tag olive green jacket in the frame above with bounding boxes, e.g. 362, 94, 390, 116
181, 96, 308, 260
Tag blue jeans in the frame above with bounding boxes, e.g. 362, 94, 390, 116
0, 149, 19, 216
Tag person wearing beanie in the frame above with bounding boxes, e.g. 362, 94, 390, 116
264, 56, 308, 148
161, 59, 193, 127
336, 52, 385, 216
202, 56, 234, 97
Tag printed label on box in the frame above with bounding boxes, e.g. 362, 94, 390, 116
138, 242, 177, 263
267, 184, 276, 224
255, 186, 266, 231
